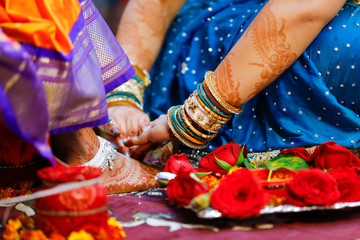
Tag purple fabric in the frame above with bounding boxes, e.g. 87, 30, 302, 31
0, 0, 134, 162
0, 32, 54, 162
107, 190, 360, 240
81, 0, 135, 94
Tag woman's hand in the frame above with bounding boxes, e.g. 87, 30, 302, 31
124, 114, 176, 160
106, 105, 150, 153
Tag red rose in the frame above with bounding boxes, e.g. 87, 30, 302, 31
167, 167, 209, 207
199, 142, 246, 177
308, 142, 360, 171
280, 147, 312, 161
328, 167, 360, 203
285, 169, 340, 207
210, 169, 268, 219
164, 153, 197, 174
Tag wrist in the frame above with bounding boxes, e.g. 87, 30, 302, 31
106, 64, 151, 111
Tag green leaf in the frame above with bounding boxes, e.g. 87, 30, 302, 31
190, 172, 203, 183
266, 154, 310, 181
236, 147, 245, 167
243, 157, 255, 169
193, 172, 212, 177
215, 156, 233, 171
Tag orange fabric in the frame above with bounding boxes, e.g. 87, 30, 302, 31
0, 0, 81, 54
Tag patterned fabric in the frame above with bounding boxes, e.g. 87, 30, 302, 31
144, 0, 360, 153
0, 0, 134, 162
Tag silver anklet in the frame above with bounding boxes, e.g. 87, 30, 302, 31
82, 136, 117, 171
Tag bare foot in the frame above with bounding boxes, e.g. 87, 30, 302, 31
51, 128, 160, 194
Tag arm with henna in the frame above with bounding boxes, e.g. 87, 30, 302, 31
213, 0, 346, 106
117, 0, 188, 72
125, 0, 347, 153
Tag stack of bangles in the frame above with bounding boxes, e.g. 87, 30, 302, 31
167, 71, 242, 149
106, 64, 151, 110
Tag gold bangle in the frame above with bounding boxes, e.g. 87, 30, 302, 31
180, 106, 216, 140
184, 93, 227, 133
194, 90, 231, 122
109, 78, 144, 103
107, 99, 142, 110
173, 107, 208, 145
132, 64, 151, 88
204, 71, 242, 114
198, 82, 230, 118
167, 107, 209, 149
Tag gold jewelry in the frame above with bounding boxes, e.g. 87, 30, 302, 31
194, 90, 231, 122
204, 71, 242, 114
132, 64, 151, 88
106, 64, 151, 110
167, 107, 209, 149
184, 93, 227, 133
350, 0, 360, 4
179, 106, 216, 140
108, 77, 144, 103
198, 83, 230, 118
107, 96, 142, 110
173, 107, 208, 145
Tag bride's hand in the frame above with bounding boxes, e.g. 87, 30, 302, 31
106, 105, 150, 153
124, 115, 176, 160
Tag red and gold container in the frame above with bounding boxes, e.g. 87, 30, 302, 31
35, 165, 109, 237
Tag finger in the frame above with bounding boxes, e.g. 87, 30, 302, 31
129, 143, 154, 160
124, 134, 149, 147
115, 117, 127, 141
115, 138, 128, 154
104, 119, 120, 136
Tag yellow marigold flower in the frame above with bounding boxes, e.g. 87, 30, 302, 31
3, 218, 22, 240
107, 218, 126, 238
68, 230, 94, 240
3, 217, 22, 240
7, 218, 22, 232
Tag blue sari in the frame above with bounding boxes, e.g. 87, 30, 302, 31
144, 0, 360, 153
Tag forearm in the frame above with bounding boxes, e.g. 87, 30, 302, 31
116, 0, 186, 72
213, 0, 346, 107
